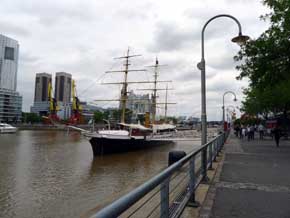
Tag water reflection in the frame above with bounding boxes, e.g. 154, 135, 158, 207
0, 130, 200, 218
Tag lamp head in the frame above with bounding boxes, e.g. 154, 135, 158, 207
234, 97, 237, 102
231, 33, 250, 46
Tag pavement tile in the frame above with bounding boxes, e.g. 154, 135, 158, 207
209, 134, 290, 218
211, 188, 290, 218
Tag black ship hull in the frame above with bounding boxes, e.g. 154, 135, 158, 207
89, 137, 173, 156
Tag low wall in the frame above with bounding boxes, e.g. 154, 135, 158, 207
14, 124, 106, 131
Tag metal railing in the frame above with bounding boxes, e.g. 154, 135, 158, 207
91, 131, 229, 218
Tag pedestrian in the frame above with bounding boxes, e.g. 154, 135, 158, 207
247, 125, 251, 141
270, 128, 274, 140
241, 127, 246, 139
272, 125, 281, 147
236, 125, 240, 137
258, 123, 264, 140
239, 126, 243, 139
250, 125, 255, 140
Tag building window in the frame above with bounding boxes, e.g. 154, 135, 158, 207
59, 76, 64, 101
4, 47, 14, 60
42, 77, 47, 101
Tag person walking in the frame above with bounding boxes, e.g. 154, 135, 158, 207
240, 126, 243, 139
250, 125, 255, 140
273, 125, 281, 147
258, 123, 264, 140
236, 125, 240, 138
247, 125, 251, 141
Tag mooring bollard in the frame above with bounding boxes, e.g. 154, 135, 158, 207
168, 150, 186, 166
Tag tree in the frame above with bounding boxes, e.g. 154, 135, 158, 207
103, 110, 110, 120
93, 110, 104, 123
112, 109, 121, 122
22, 112, 42, 123
235, 0, 290, 117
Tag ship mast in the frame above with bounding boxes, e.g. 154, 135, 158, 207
139, 58, 174, 124
105, 48, 145, 123
164, 84, 168, 122
94, 52, 173, 124
121, 49, 129, 123
152, 58, 159, 124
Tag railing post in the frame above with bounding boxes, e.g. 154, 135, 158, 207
188, 156, 200, 207
201, 147, 209, 183
213, 140, 217, 162
216, 137, 220, 157
208, 142, 213, 170
219, 135, 222, 152
160, 178, 170, 218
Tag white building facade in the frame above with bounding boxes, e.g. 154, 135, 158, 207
0, 34, 19, 90
126, 90, 152, 122
0, 34, 22, 122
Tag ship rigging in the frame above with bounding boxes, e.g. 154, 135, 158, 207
85, 48, 178, 155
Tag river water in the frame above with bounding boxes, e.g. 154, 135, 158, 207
0, 130, 201, 218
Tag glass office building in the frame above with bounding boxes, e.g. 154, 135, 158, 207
0, 34, 22, 122
0, 88, 22, 122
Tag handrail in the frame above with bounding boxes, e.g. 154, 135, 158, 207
91, 130, 230, 218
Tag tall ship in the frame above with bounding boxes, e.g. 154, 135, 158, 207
85, 49, 176, 155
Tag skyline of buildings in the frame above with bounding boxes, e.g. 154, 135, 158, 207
0, 32, 199, 122
31, 72, 73, 119
0, 31, 223, 122
0, 34, 22, 122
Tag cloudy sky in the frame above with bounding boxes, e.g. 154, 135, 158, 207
1, 0, 270, 120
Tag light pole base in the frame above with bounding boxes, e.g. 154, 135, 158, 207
208, 166, 214, 170
201, 176, 210, 184
187, 201, 200, 208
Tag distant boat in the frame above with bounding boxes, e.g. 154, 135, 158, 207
0, 123, 17, 133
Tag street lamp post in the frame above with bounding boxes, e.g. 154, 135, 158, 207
222, 91, 237, 131
197, 14, 249, 182
226, 107, 235, 125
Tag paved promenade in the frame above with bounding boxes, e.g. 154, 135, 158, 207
204, 133, 290, 218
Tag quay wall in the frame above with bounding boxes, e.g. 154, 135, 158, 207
13, 124, 106, 131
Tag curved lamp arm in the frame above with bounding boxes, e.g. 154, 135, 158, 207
201, 14, 244, 62
223, 91, 237, 109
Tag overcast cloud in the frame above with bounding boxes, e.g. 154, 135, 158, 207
0, 0, 270, 120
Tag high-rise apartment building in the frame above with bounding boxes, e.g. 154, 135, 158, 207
31, 72, 72, 117
34, 73, 52, 102
0, 34, 22, 122
55, 72, 71, 103
31, 73, 52, 116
